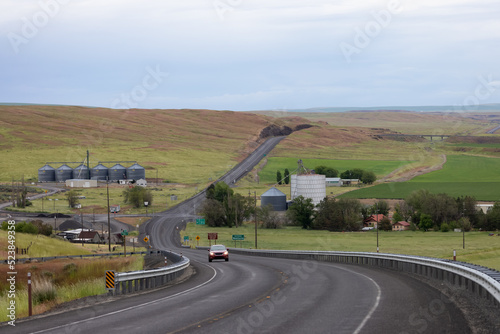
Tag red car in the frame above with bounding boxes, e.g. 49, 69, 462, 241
209, 244, 229, 262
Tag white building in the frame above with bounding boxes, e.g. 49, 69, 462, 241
291, 174, 326, 205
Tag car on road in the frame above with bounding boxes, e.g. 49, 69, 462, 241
209, 244, 229, 262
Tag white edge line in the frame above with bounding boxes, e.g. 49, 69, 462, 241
31, 264, 218, 334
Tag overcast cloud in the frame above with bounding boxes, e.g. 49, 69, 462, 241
1, 0, 499, 111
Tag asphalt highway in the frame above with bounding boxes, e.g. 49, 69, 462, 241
2, 137, 471, 333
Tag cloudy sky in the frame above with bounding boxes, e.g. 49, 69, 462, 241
1, 0, 499, 111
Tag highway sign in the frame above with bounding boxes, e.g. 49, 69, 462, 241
105, 270, 115, 290
208, 233, 218, 240
196, 219, 205, 225
232, 234, 245, 241
184, 236, 189, 241
143, 236, 149, 243
121, 230, 128, 236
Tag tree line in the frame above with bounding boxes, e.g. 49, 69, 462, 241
288, 189, 500, 232
276, 166, 376, 185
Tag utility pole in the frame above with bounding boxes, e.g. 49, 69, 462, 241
107, 177, 111, 252
81, 211, 84, 247
376, 203, 379, 253
254, 191, 257, 249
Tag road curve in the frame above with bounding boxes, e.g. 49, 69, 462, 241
2, 136, 471, 333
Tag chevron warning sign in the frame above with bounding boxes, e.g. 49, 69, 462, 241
105, 270, 115, 290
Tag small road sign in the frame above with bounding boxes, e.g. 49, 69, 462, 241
121, 230, 128, 236
143, 236, 149, 243
208, 233, 218, 240
105, 270, 115, 290
232, 235, 244, 241
196, 235, 200, 241
196, 219, 205, 225
184, 236, 189, 241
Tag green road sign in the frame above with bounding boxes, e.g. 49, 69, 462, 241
232, 234, 245, 241
184, 236, 189, 241
121, 230, 128, 236
196, 219, 205, 225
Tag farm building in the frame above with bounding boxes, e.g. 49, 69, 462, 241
66, 179, 97, 188
392, 221, 410, 231
325, 178, 343, 187
261, 187, 287, 211
364, 214, 387, 228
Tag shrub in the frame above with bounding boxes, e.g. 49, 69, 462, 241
33, 276, 57, 305
440, 223, 450, 232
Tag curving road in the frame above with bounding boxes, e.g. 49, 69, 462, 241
3, 136, 471, 333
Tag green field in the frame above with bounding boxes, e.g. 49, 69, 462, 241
258, 157, 413, 184
182, 223, 500, 271
339, 155, 500, 200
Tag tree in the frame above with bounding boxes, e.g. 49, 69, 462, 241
361, 170, 376, 184
201, 199, 226, 227
258, 204, 285, 229
284, 169, 290, 185
315, 166, 339, 177
379, 217, 392, 231
287, 196, 315, 229
314, 197, 363, 231
419, 214, 433, 231
277, 170, 282, 185
207, 182, 233, 203
123, 186, 153, 208
371, 200, 390, 216
65, 190, 80, 208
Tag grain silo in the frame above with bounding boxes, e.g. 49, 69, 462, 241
38, 164, 56, 182
108, 164, 127, 181
126, 163, 146, 180
290, 174, 326, 205
73, 164, 90, 179
261, 187, 287, 211
90, 164, 109, 181
55, 164, 74, 182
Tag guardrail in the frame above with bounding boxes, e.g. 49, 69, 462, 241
2, 250, 162, 264
228, 248, 500, 307
109, 250, 189, 295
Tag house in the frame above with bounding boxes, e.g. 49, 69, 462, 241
103, 233, 124, 244
364, 214, 387, 228
392, 221, 410, 231
57, 228, 91, 240
75, 230, 102, 243
325, 178, 343, 187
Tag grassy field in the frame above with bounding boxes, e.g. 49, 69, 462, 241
0, 230, 145, 321
258, 157, 414, 184
339, 155, 500, 200
182, 222, 500, 271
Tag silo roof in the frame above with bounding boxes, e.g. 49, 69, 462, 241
57, 164, 73, 170
261, 187, 286, 197
39, 164, 55, 171
110, 164, 126, 169
92, 164, 108, 170
128, 163, 144, 169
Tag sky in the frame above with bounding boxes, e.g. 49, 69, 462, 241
1, 0, 500, 111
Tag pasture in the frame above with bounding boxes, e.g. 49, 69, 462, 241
339, 155, 500, 201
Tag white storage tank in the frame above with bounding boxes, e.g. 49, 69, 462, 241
290, 174, 326, 205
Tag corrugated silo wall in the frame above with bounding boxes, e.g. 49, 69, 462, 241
38, 165, 56, 182
291, 174, 326, 205
261, 195, 287, 211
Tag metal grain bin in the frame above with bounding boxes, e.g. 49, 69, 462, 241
126, 163, 146, 180
108, 164, 127, 181
38, 164, 56, 182
90, 164, 109, 181
55, 164, 74, 182
73, 164, 90, 179
261, 187, 287, 211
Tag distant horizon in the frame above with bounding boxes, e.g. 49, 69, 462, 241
2, 102, 500, 113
